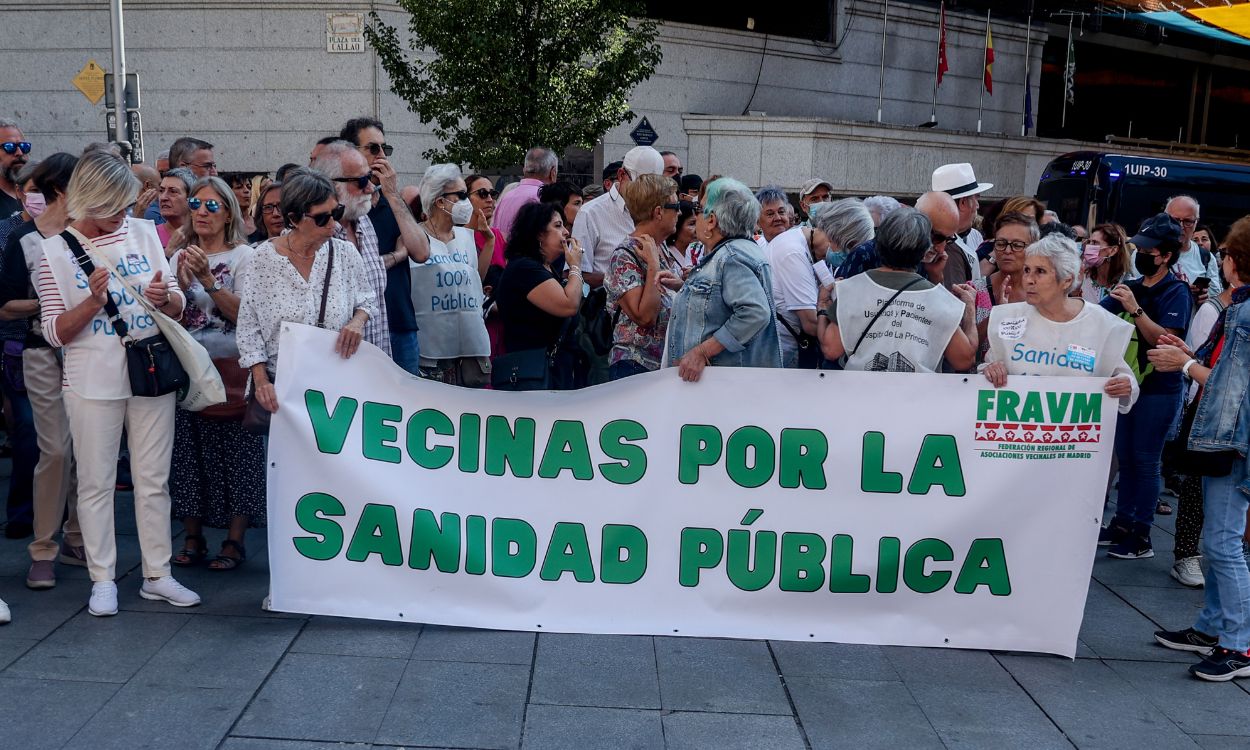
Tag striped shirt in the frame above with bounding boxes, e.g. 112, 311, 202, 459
335, 215, 391, 355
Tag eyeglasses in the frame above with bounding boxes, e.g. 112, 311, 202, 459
1, 142, 31, 155
306, 205, 346, 227
993, 239, 1029, 252
364, 143, 394, 157
189, 161, 217, 172
662, 202, 681, 210
1173, 217, 1197, 227
471, 188, 499, 200
187, 198, 222, 213
261, 202, 282, 215
440, 190, 469, 201
931, 231, 958, 246
333, 175, 372, 190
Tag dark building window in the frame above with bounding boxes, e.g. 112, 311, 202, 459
645, 1, 836, 43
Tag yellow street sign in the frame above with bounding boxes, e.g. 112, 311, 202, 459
73, 60, 106, 105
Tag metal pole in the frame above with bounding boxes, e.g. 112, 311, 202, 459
1021, 0, 1033, 137
877, 0, 888, 123
924, 1, 943, 127
108, 0, 127, 147
977, 9, 989, 133
1061, 15, 1072, 129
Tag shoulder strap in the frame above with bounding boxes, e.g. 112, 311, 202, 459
316, 242, 335, 328
1207, 296, 1227, 314
60, 230, 131, 341
1200, 245, 1212, 268
847, 276, 925, 357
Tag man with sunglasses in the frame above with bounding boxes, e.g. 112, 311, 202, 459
338, 117, 431, 374
493, 146, 559, 241
0, 118, 29, 219
833, 191, 959, 289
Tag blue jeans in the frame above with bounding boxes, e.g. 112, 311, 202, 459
609, 359, 651, 381
1113, 392, 1180, 529
1195, 463, 1250, 652
390, 331, 421, 376
2, 374, 36, 526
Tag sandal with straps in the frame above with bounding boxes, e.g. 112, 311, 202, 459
208, 539, 247, 572
172, 534, 207, 567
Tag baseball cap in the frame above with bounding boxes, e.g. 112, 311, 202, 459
799, 178, 833, 198
622, 146, 664, 179
1130, 213, 1183, 251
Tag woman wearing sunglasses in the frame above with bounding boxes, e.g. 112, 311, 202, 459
167, 177, 265, 572
236, 169, 377, 418
35, 151, 199, 616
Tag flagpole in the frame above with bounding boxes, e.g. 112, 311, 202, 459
977, 9, 989, 133
877, 0, 888, 123
1021, 0, 1033, 137
924, 0, 942, 127
1062, 15, 1073, 128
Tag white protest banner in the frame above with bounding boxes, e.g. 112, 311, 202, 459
267, 323, 1117, 657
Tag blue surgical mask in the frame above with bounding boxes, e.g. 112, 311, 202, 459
826, 250, 848, 270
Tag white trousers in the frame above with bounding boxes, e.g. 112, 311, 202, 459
63, 390, 175, 582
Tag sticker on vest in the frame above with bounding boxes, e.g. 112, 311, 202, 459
1066, 344, 1096, 371
997, 316, 1027, 340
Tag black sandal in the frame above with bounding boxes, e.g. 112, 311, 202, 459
208, 539, 247, 572
172, 534, 207, 567
1156, 500, 1174, 516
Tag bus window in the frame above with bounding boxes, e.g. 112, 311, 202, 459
1037, 178, 1087, 226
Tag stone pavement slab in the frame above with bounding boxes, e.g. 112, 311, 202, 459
529, 633, 660, 709
520, 704, 664, 750
290, 615, 421, 660
411, 624, 535, 665
5, 609, 189, 683
64, 680, 252, 750
132, 614, 302, 690
770, 640, 898, 679
661, 711, 807, 750
1078, 581, 1197, 663
787, 675, 944, 749
233, 652, 405, 743
998, 654, 1200, 749
1106, 659, 1250, 737
375, 659, 529, 749
0, 676, 119, 750
654, 637, 792, 714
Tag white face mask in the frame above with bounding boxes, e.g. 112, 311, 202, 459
448, 198, 474, 226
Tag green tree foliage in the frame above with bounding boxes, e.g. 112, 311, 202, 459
365, 1, 662, 169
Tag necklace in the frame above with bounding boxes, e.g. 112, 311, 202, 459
285, 235, 319, 259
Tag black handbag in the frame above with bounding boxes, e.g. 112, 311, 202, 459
62, 231, 187, 398
1169, 398, 1237, 478
491, 348, 552, 391
242, 242, 336, 435
776, 314, 821, 369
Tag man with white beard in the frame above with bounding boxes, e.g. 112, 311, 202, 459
311, 141, 405, 354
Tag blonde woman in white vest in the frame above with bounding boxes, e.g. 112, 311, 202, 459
36, 151, 201, 617
817, 207, 978, 373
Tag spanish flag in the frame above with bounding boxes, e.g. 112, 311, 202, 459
984, 25, 994, 94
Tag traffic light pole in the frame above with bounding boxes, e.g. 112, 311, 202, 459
109, 0, 129, 153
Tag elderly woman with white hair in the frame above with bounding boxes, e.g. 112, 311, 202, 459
863, 195, 902, 228
982, 233, 1137, 411
410, 163, 493, 386
168, 176, 265, 571
770, 198, 874, 368
36, 151, 200, 615
668, 178, 781, 381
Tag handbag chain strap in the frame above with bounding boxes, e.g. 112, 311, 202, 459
316, 241, 335, 328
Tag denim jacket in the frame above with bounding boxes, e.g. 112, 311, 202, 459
1189, 300, 1250, 493
666, 237, 782, 369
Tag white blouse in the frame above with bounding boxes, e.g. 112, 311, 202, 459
235, 238, 377, 371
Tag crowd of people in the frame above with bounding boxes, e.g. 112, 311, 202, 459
0, 115, 1247, 682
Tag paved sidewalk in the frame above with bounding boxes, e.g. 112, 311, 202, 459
0, 485, 1247, 750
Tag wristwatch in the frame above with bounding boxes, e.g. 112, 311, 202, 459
1129, 307, 1144, 318
1182, 359, 1198, 378
203, 281, 222, 294
816, 309, 829, 318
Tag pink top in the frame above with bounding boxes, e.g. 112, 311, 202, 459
491, 178, 543, 242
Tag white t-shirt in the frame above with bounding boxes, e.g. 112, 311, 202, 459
170, 243, 255, 359
768, 227, 821, 363
572, 185, 634, 275
1184, 297, 1224, 402
985, 301, 1138, 413
834, 271, 965, 373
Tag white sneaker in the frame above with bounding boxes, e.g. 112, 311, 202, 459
1171, 556, 1205, 588
89, 581, 118, 616
140, 576, 201, 608
0, 596, 10, 624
